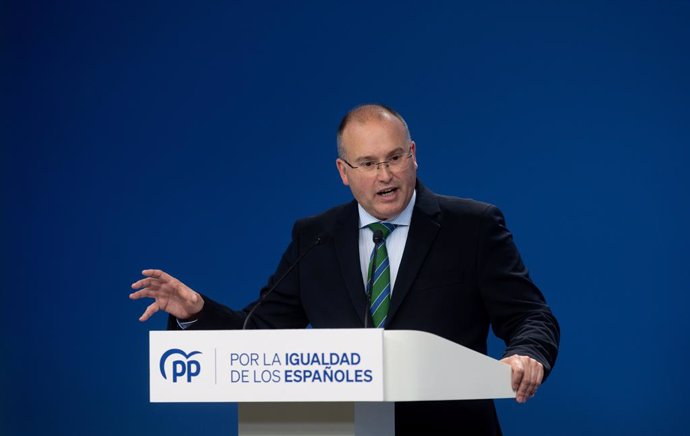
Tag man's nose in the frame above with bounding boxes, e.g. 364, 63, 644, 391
376, 163, 394, 181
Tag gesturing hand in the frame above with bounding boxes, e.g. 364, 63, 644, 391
500, 354, 544, 404
129, 269, 204, 322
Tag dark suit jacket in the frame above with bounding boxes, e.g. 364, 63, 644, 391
170, 181, 560, 435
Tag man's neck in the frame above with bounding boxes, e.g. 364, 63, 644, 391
358, 190, 417, 228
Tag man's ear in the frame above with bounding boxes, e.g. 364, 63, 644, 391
335, 159, 350, 186
410, 141, 419, 170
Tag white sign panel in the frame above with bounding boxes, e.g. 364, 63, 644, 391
150, 329, 384, 403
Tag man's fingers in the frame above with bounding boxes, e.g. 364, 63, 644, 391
139, 302, 160, 322
131, 277, 156, 289
131, 269, 200, 321
129, 288, 159, 300
142, 269, 176, 282
530, 361, 544, 396
516, 359, 543, 403
131, 277, 162, 290
510, 358, 524, 391
516, 368, 533, 403
133, 270, 174, 289
500, 354, 544, 404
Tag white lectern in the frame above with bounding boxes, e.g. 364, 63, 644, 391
150, 329, 514, 436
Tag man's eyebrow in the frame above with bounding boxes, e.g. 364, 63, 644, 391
386, 147, 405, 156
354, 147, 405, 162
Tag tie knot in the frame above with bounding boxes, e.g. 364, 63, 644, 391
367, 222, 397, 240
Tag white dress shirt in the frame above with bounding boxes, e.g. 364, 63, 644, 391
357, 190, 416, 294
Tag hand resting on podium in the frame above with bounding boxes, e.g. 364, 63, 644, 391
500, 354, 544, 404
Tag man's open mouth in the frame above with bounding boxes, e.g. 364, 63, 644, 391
377, 187, 398, 197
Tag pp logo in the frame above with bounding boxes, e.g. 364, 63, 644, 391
159, 349, 202, 383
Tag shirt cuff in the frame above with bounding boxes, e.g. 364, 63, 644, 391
176, 318, 198, 330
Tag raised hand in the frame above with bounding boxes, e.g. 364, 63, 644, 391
129, 269, 204, 322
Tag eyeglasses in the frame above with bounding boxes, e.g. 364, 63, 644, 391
340, 150, 413, 173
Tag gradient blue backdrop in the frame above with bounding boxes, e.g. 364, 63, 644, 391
2, 1, 689, 435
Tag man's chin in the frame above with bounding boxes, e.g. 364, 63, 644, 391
371, 203, 404, 221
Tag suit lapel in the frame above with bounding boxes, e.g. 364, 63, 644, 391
387, 182, 441, 325
333, 201, 368, 326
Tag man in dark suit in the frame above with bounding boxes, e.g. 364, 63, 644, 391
131, 104, 559, 435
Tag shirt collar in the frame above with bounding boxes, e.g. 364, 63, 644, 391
358, 190, 416, 229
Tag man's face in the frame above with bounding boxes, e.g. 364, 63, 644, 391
336, 117, 418, 220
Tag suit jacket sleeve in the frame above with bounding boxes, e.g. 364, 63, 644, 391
167, 223, 311, 331
477, 204, 560, 379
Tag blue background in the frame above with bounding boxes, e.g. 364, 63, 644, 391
2, 1, 689, 435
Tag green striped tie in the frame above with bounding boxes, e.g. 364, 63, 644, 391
367, 222, 397, 328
